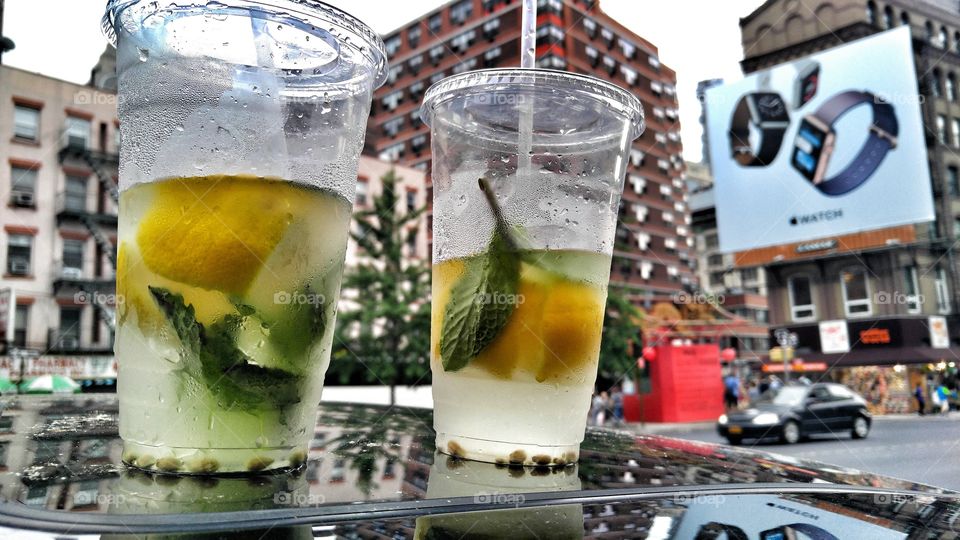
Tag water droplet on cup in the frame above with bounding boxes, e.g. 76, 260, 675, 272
137, 48, 149, 62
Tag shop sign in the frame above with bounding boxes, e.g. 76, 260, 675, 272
819, 320, 850, 354
929, 316, 950, 349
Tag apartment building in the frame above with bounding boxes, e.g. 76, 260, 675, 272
366, 0, 694, 305
0, 65, 119, 359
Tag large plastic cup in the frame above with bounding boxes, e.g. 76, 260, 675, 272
420, 69, 644, 466
103, 0, 386, 474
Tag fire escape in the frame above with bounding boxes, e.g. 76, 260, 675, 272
54, 133, 119, 351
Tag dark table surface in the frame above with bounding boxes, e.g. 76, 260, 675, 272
1, 394, 958, 538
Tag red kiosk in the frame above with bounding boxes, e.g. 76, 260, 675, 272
623, 320, 757, 423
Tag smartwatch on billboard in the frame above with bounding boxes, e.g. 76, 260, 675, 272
729, 92, 791, 166
791, 90, 898, 196
793, 60, 820, 109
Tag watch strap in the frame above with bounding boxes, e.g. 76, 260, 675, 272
730, 95, 786, 166
812, 91, 898, 196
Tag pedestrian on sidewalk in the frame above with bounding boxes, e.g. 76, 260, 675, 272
939, 384, 951, 414
591, 391, 608, 426
610, 386, 624, 426
723, 372, 740, 410
914, 384, 926, 416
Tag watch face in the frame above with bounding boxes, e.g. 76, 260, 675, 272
753, 92, 789, 123
792, 118, 829, 181
798, 65, 820, 107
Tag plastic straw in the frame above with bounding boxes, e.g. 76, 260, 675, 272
518, 0, 536, 178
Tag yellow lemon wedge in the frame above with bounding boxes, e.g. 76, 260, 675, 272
135, 175, 299, 295
535, 280, 605, 384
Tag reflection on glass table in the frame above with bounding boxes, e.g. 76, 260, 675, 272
1, 396, 959, 538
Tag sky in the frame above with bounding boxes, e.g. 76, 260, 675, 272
2, 0, 766, 162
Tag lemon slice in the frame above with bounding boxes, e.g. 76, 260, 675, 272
135, 175, 299, 295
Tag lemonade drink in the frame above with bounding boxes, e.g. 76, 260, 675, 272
104, 0, 386, 473
116, 175, 350, 473
421, 70, 644, 466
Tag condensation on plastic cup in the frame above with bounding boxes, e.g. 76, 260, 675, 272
420, 68, 644, 467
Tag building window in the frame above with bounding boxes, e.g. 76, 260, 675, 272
841, 269, 872, 317
926, 21, 936, 44
788, 275, 816, 322
705, 233, 719, 249
65, 116, 91, 149
13, 305, 28, 347
63, 239, 85, 273
948, 73, 958, 102
955, 31, 960, 53
407, 25, 421, 49
940, 26, 949, 48
538, 0, 563, 16
483, 18, 501, 40
932, 70, 943, 98
707, 254, 724, 267
949, 166, 960, 196
6, 234, 32, 275
901, 12, 910, 26
356, 180, 368, 206
904, 266, 921, 314
866, 1, 877, 26
383, 116, 405, 138
387, 64, 403, 85
882, 6, 894, 29
450, 0, 473, 25
406, 190, 417, 212
937, 114, 947, 144
384, 35, 402, 57
58, 307, 82, 347
619, 39, 636, 59
381, 90, 403, 111
14, 105, 40, 140
710, 271, 725, 287
583, 18, 597, 38
379, 142, 405, 161
406, 230, 417, 257
936, 268, 951, 313
65, 175, 88, 211
449, 30, 476, 53
742, 267, 758, 281
429, 13, 442, 33
10, 166, 38, 204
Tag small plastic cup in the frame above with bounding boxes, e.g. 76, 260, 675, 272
104, 0, 386, 474
420, 69, 644, 466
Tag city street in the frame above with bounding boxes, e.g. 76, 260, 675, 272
646, 415, 960, 491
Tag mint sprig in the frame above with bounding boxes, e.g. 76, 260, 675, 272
438, 179, 521, 372
149, 286, 302, 410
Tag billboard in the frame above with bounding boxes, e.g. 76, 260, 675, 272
706, 27, 934, 254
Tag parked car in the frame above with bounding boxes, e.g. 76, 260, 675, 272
717, 383, 871, 445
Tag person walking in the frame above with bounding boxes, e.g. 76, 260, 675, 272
939, 384, 951, 414
591, 391, 608, 426
723, 373, 740, 410
610, 386, 624, 426
914, 384, 926, 416
931, 384, 944, 415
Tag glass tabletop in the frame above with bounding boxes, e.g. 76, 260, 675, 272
0, 395, 956, 537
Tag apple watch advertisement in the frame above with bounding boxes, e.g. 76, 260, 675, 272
706, 26, 934, 253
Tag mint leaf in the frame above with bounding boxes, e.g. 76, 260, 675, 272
149, 287, 302, 410
267, 283, 328, 366
438, 179, 521, 372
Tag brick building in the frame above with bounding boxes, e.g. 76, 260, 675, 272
366, 0, 694, 305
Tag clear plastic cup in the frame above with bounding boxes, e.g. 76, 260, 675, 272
103, 0, 386, 474
420, 69, 644, 466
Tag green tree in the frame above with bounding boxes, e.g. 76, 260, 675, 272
598, 287, 644, 381
330, 169, 432, 404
